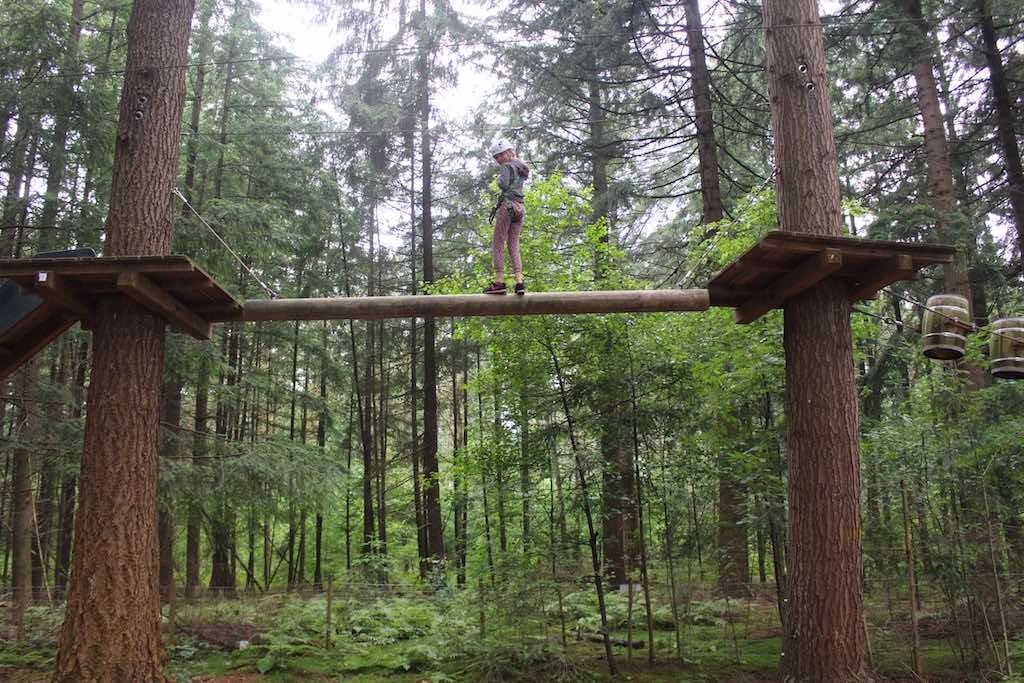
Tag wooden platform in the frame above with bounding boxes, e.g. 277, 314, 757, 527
0, 256, 241, 380
706, 231, 956, 324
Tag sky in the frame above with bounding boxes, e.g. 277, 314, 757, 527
257, 2, 334, 65
256, 1, 492, 122
254, 1, 501, 249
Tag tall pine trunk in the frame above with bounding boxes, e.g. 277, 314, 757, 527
55, 338, 88, 598
976, 0, 1024, 267
55, 2, 195, 677
37, 0, 85, 251
187, 353, 209, 598
685, 0, 749, 598
763, 0, 866, 678
10, 366, 33, 636
901, 0, 972, 299
419, 0, 444, 571
314, 325, 328, 590
159, 374, 184, 601
684, 0, 724, 226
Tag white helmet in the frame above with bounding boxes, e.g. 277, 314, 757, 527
490, 138, 514, 157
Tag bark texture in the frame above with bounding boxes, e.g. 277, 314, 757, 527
717, 455, 750, 596
684, 0, 724, 225
976, 0, 1024, 268
763, 0, 866, 678
686, 0, 748, 598
902, 0, 972, 298
419, 0, 444, 568
10, 368, 32, 637
54, 1, 195, 679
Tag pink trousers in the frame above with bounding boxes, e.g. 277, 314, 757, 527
492, 200, 524, 275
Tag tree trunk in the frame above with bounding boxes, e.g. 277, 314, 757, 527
180, 0, 213, 208
209, 327, 236, 594
375, 317, 389, 565
976, 0, 1024, 268
55, 2, 194, 678
519, 387, 530, 553
10, 367, 33, 636
550, 342, 617, 676
406, 134, 427, 574
55, 338, 89, 598
336, 206, 375, 563
37, 0, 85, 250
159, 375, 183, 602
902, 2, 993, 657
287, 319, 301, 587
32, 384, 60, 601
683, 0, 724, 225
901, 0, 972, 298
213, 0, 241, 200
587, 48, 635, 586
314, 333, 327, 590
344, 396, 354, 572
717, 453, 749, 596
419, 0, 444, 571
457, 355, 470, 586
763, 0, 866, 678
685, 0, 748, 597
493, 387, 509, 556
601, 418, 633, 586
187, 353, 209, 598
1, 113, 35, 256
452, 343, 465, 583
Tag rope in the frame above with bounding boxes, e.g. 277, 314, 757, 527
880, 286, 1024, 346
172, 188, 279, 299
854, 286, 1024, 348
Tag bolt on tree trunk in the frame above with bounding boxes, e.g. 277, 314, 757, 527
54, 1, 195, 680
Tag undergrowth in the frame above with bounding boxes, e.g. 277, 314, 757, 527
4, 587, 1019, 681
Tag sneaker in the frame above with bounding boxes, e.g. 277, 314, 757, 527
514, 282, 526, 296
483, 281, 507, 295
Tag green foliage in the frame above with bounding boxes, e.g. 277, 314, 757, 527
0, 606, 61, 670
347, 597, 439, 644
459, 641, 588, 683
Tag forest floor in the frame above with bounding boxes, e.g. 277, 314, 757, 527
1, 585, 1021, 681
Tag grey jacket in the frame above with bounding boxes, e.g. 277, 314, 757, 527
497, 159, 530, 202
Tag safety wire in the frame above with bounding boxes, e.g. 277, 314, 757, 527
172, 187, 279, 299
854, 285, 1024, 347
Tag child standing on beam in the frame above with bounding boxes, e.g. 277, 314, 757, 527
484, 139, 530, 295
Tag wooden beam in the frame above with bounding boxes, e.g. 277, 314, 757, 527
847, 254, 915, 302
736, 248, 843, 324
33, 271, 92, 320
228, 289, 710, 323
116, 272, 212, 340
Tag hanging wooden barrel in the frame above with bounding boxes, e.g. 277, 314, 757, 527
921, 294, 971, 360
990, 317, 1024, 380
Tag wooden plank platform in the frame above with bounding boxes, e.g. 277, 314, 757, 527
0, 256, 242, 380
706, 231, 956, 324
